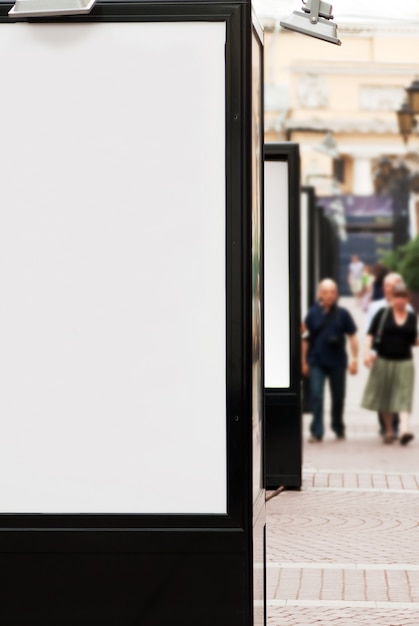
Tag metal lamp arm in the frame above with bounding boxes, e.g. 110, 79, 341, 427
308, 0, 320, 23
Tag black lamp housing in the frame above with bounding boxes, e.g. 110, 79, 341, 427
406, 78, 419, 115
396, 101, 415, 142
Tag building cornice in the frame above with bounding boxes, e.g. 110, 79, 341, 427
260, 16, 419, 37
285, 117, 400, 135
289, 63, 419, 77
339, 18, 419, 37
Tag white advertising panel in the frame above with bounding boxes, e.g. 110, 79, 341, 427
300, 190, 309, 318
264, 160, 290, 388
0, 22, 227, 514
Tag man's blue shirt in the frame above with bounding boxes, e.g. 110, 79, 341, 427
305, 302, 357, 368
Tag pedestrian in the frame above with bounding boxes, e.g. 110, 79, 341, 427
360, 264, 374, 312
302, 278, 359, 442
363, 272, 414, 437
362, 283, 418, 445
370, 263, 389, 302
347, 254, 364, 304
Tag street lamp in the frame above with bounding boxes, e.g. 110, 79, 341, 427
406, 78, 419, 115
396, 101, 415, 144
396, 78, 419, 144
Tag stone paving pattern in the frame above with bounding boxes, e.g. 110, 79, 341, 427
266, 298, 419, 625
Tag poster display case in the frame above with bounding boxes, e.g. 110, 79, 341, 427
0, 1, 265, 624
264, 143, 301, 489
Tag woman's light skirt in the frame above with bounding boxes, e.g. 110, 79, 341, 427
362, 357, 414, 413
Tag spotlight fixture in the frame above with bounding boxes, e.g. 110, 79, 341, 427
9, 0, 96, 18
280, 0, 341, 46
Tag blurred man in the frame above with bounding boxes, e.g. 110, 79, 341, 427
302, 279, 358, 442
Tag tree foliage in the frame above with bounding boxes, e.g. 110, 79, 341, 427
381, 236, 419, 292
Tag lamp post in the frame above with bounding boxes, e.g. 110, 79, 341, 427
374, 158, 410, 249
392, 162, 410, 248
396, 78, 419, 144
392, 77, 419, 246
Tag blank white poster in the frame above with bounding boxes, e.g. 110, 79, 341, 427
0, 22, 227, 514
300, 190, 309, 318
264, 161, 290, 388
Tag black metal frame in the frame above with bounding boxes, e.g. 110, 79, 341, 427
318, 207, 339, 283
0, 0, 248, 535
263, 143, 301, 489
250, 16, 266, 626
264, 143, 300, 396
0, 2, 263, 625
301, 185, 317, 308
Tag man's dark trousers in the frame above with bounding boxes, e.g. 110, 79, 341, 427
310, 364, 346, 440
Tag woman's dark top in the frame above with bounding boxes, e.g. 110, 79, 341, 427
368, 308, 417, 360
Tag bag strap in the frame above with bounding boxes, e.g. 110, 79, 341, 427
375, 306, 390, 342
311, 306, 338, 341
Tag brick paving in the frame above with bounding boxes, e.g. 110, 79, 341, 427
266, 297, 419, 625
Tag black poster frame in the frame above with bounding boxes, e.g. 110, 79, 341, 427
0, 2, 264, 625
250, 15, 266, 626
263, 142, 301, 489
0, 1, 251, 539
0, 4, 265, 622
301, 185, 317, 311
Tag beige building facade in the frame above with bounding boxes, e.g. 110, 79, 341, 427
263, 14, 419, 202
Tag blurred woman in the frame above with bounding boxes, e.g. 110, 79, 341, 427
370, 263, 389, 302
362, 283, 418, 444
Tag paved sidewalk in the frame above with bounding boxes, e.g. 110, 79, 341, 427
266, 297, 419, 625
